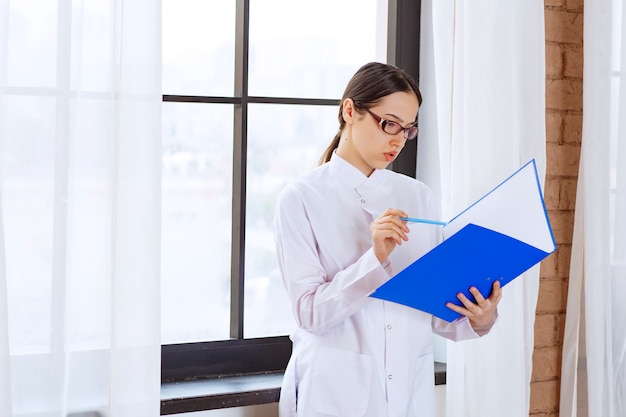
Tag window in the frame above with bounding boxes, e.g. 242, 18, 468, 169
161, 0, 423, 405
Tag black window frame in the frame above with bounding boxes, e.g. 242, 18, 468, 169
161, 0, 421, 400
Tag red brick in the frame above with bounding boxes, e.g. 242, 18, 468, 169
546, 110, 563, 144
546, 79, 583, 111
545, 0, 565, 8
562, 112, 583, 144
530, 379, 561, 413
540, 251, 559, 279
540, 245, 571, 279
545, 10, 584, 45
543, 177, 560, 210
546, 43, 564, 78
556, 245, 572, 278
534, 313, 557, 347
559, 177, 578, 210
563, 44, 583, 78
536, 278, 568, 313
546, 143, 581, 177
565, 0, 584, 12
546, 210, 575, 245
555, 312, 567, 345
532, 346, 562, 380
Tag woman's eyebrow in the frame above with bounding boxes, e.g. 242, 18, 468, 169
383, 112, 406, 123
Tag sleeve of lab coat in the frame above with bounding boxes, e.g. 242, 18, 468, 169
431, 312, 499, 341
273, 185, 392, 335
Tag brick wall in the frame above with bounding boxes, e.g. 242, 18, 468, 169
530, 1, 583, 416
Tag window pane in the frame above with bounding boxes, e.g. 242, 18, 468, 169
162, 0, 235, 96
244, 103, 338, 338
248, 0, 387, 98
161, 102, 234, 344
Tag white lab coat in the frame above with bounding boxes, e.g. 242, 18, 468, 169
273, 153, 495, 417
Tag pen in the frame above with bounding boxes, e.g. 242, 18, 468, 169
399, 217, 448, 226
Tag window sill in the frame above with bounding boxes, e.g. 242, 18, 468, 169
160, 363, 446, 415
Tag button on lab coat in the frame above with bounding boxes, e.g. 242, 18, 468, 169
273, 153, 494, 417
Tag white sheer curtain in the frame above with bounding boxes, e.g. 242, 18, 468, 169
419, 1, 546, 416
0, 1, 161, 416
559, 0, 626, 415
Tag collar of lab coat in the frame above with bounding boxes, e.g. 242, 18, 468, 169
328, 151, 386, 198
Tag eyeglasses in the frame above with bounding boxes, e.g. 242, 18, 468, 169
364, 108, 419, 140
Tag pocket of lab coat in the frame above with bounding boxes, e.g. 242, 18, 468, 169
310, 346, 373, 417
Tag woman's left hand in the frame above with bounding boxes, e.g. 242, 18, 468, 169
446, 280, 502, 329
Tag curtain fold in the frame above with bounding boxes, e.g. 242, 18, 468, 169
1, 0, 13, 414
419, 1, 546, 416
560, 0, 626, 416
0, 1, 162, 416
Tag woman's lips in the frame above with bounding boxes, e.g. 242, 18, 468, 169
385, 152, 396, 162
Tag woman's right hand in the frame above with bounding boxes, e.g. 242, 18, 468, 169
370, 208, 410, 264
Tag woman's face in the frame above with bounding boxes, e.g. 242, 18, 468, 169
337, 91, 419, 177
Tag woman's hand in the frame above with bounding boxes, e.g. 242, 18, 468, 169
446, 280, 502, 329
370, 208, 410, 264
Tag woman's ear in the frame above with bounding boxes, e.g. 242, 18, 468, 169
342, 98, 355, 125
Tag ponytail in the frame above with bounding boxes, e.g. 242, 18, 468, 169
318, 103, 346, 165
318, 132, 341, 165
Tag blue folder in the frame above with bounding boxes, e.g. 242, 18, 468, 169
370, 159, 557, 322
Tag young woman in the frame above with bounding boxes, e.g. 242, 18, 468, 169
273, 62, 501, 417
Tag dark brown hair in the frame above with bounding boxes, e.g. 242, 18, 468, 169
318, 62, 422, 165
